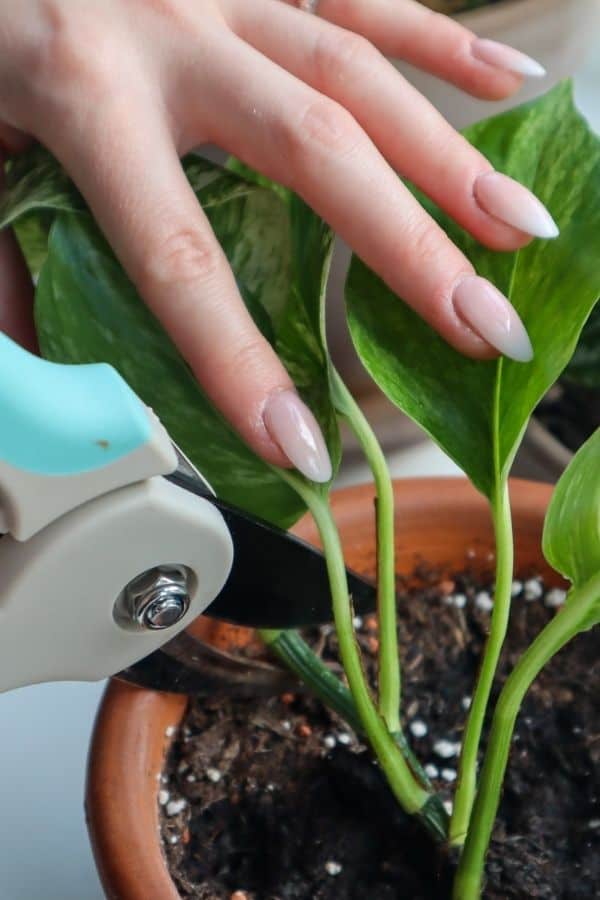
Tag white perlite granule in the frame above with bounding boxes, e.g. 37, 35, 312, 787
545, 588, 567, 609
166, 798, 187, 817
524, 578, 543, 601
409, 720, 428, 738
475, 591, 493, 613
325, 861, 342, 876
433, 739, 461, 759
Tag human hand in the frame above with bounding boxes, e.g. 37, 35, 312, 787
0, 0, 556, 481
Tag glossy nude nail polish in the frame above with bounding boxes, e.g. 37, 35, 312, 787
471, 38, 546, 79
264, 389, 332, 483
453, 276, 533, 363
475, 172, 559, 239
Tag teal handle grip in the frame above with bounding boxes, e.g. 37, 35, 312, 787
0, 332, 151, 476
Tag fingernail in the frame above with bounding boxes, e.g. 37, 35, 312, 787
453, 275, 533, 363
471, 38, 546, 78
475, 172, 559, 239
264, 389, 333, 483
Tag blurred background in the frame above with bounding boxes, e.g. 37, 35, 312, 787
1, 3, 599, 897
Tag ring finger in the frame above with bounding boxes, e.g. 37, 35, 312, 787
228, 0, 557, 251
193, 30, 534, 361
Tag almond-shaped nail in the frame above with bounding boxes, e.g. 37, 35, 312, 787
453, 276, 533, 363
471, 38, 546, 78
264, 389, 332, 483
475, 172, 559, 239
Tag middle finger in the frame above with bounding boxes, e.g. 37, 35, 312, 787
227, 0, 558, 251
193, 29, 532, 361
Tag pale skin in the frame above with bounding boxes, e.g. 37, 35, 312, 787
0, 0, 557, 482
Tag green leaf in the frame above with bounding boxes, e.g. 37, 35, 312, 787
0, 146, 260, 276
543, 428, 600, 590
0, 145, 86, 227
346, 83, 600, 498
25, 155, 338, 527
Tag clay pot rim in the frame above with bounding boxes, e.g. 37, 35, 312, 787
86, 476, 557, 900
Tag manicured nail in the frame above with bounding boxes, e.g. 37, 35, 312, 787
453, 276, 533, 363
475, 172, 559, 239
264, 389, 332, 483
471, 38, 546, 78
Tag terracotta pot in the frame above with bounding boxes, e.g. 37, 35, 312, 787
86, 477, 564, 900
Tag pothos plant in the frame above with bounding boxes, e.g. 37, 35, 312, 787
1, 82, 599, 898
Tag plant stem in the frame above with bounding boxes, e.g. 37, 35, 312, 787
260, 627, 435, 792
450, 480, 514, 847
453, 572, 600, 900
331, 371, 401, 733
259, 628, 362, 734
279, 473, 450, 838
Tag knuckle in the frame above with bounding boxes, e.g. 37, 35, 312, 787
314, 30, 377, 83
281, 98, 363, 167
29, 2, 116, 98
144, 227, 223, 289
230, 336, 271, 380
406, 220, 443, 269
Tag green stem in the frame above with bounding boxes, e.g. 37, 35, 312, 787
331, 371, 401, 733
453, 572, 600, 900
280, 472, 448, 839
260, 627, 435, 792
259, 628, 362, 734
450, 480, 514, 846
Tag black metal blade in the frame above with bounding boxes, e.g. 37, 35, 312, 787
168, 467, 377, 629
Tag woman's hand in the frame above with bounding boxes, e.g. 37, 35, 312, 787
0, 0, 556, 481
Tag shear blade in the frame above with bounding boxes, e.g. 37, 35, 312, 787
117, 470, 378, 694
168, 466, 377, 628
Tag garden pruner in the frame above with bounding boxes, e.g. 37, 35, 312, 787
0, 333, 376, 695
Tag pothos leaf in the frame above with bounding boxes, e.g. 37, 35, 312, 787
6, 149, 338, 527
346, 82, 600, 499
543, 428, 600, 590
0, 147, 259, 276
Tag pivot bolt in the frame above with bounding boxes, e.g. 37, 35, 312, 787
115, 565, 192, 631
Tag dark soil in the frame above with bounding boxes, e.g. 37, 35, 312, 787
160, 569, 600, 899
536, 382, 600, 454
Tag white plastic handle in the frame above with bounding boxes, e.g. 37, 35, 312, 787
0, 476, 234, 691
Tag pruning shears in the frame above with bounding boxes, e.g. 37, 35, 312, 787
0, 333, 376, 695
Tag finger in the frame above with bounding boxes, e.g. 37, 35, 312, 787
278, 0, 545, 100
42, 105, 332, 481
0, 155, 37, 352
230, 0, 558, 251
197, 31, 533, 362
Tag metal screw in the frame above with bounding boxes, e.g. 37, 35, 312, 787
115, 565, 192, 631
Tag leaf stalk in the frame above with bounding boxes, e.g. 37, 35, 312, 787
450, 480, 514, 846
453, 571, 600, 899
331, 371, 401, 733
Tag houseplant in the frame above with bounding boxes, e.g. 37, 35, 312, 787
1, 82, 599, 897
86, 477, 587, 899
327, 0, 599, 454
